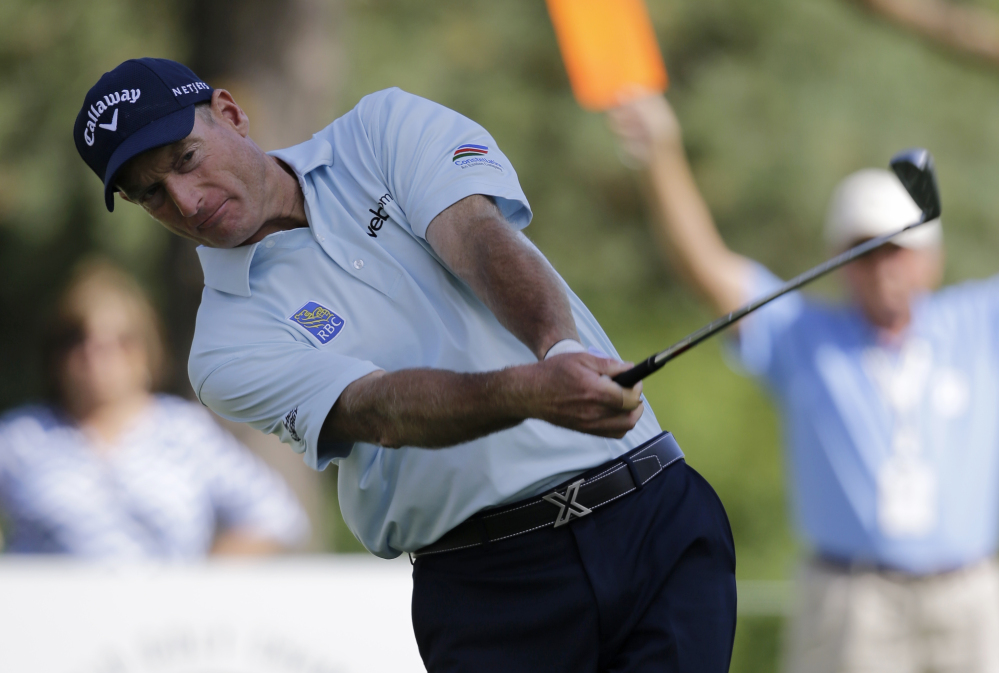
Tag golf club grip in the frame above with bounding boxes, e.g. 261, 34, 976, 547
612, 357, 657, 388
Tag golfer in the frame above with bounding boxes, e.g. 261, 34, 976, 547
611, 94, 999, 672
74, 58, 735, 671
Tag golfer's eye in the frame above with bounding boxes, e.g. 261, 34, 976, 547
141, 185, 163, 208
179, 151, 195, 167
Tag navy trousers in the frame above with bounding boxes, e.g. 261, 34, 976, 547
411, 459, 737, 672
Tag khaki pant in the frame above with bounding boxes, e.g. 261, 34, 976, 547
784, 557, 999, 673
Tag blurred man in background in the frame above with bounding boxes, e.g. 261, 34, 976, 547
0, 259, 308, 557
611, 95, 999, 673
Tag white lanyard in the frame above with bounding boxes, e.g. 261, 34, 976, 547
863, 338, 938, 538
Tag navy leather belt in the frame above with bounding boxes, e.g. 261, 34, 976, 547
413, 431, 685, 558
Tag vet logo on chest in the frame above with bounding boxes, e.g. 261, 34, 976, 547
289, 302, 345, 344
367, 193, 393, 238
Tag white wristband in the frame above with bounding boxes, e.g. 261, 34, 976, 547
544, 339, 586, 360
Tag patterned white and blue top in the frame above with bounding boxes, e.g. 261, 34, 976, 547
0, 395, 309, 558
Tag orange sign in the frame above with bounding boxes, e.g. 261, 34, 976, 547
547, 0, 668, 111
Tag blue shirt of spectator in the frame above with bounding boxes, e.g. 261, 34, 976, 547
734, 263, 999, 574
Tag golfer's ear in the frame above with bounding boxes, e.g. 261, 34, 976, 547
211, 89, 250, 138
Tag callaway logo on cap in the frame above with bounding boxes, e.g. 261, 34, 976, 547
73, 58, 214, 211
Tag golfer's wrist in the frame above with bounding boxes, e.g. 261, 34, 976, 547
492, 364, 542, 422
544, 339, 586, 360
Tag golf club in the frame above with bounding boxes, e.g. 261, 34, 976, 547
611, 147, 941, 388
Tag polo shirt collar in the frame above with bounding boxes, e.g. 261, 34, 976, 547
197, 244, 259, 298
197, 135, 336, 298
268, 134, 334, 178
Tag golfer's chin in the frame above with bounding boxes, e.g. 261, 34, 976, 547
183, 227, 244, 249
239, 225, 275, 247
196, 219, 261, 249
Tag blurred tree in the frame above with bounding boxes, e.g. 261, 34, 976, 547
0, 0, 181, 410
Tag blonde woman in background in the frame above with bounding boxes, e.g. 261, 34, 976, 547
0, 259, 308, 557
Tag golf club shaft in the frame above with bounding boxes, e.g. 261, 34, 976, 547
611, 215, 929, 388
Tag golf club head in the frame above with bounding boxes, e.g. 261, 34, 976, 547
889, 148, 942, 221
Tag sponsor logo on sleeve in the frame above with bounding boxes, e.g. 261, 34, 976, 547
283, 407, 301, 442
290, 302, 345, 345
451, 144, 504, 172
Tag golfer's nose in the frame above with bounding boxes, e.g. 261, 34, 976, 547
163, 175, 202, 220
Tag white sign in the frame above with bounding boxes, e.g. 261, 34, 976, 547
0, 556, 424, 673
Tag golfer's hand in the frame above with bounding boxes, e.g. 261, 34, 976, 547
607, 94, 683, 166
531, 353, 644, 439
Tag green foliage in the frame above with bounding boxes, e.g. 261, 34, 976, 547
732, 616, 784, 672
343, 0, 999, 291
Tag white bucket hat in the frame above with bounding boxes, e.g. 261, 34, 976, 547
824, 168, 942, 251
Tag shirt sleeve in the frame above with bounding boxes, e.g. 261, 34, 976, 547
353, 87, 532, 238
184, 405, 311, 548
191, 330, 380, 471
728, 261, 808, 387
924, 272, 999, 338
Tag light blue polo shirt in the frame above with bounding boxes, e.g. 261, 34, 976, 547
189, 88, 662, 558
734, 263, 999, 573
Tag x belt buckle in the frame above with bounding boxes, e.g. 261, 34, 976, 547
543, 479, 592, 528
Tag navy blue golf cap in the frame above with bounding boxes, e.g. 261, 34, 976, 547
74, 58, 214, 211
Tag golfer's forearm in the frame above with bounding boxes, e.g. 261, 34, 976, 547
321, 367, 533, 449
644, 145, 751, 315
428, 195, 579, 359
467, 226, 579, 359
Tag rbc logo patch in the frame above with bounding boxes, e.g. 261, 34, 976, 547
290, 302, 345, 344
